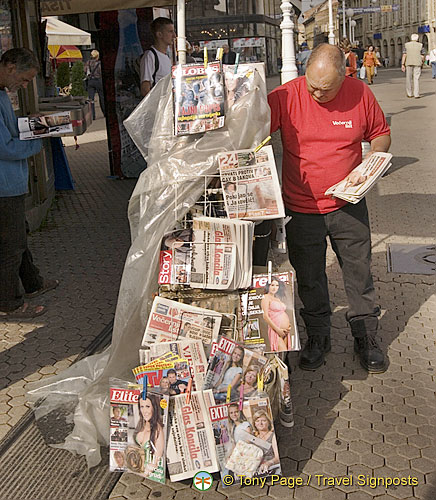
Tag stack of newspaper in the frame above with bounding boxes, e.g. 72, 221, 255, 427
325, 152, 393, 204
190, 216, 254, 290
218, 145, 285, 221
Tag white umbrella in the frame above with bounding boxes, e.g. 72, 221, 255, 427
43, 17, 92, 46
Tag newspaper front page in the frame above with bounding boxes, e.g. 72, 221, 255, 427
166, 390, 219, 481
218, 145, 285, 220
142, 296, 222, 346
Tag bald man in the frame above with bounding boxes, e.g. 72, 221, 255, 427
268, 44, 391, 373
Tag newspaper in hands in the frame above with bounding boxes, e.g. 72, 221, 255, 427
18, 111, 73, 139
219, 145, 285, 221
325, 152, 393, 204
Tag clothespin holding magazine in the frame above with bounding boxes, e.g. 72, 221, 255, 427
216, 47, 224, 61
204, 47, 208, 68
254, 135, 271, 153
185, 378, 193, 404
257, 373, 264, 392
142, 374, 148, 400
234, 52, 240, 74
226, 384, 232, 403
238, 384, 244, 410
267, 260, 272, 284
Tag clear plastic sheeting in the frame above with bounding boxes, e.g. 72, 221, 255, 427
26, 67, 271, 468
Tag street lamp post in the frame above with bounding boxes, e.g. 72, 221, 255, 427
342, 0, 347, 38
346, 8, 354, 44
327, 0, 335, 45
350, 19, 357, 43
280, 0, 298, 83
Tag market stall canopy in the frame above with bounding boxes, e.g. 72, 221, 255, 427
48, 45, 83, 62
41, 0, 175, 16
43, 17, 91, 45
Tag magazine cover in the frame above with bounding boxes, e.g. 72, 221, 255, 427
158, 228, 193, 285
109, 379, 169, 484
223, 62, 266, 109
204, 336, 269, 404
18, 111, 73, 139
218, 145, 285, 220
141, 296, 222, 346
133, 359, 191, 396
166, 390, 219, 481
240, 272, 300, 354
209, 397, 281, 482
172, 62, 225, 136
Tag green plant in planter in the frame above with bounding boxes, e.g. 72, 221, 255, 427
70, 61, 87, 96
56, 62, 70, 89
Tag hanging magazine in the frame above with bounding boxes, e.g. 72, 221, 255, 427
209, 397, 281, 481
109, 378, 169, 484
240, 271, 300, 354
325, 152, 393, 204
158, 228, 192, 285
166, 390, 219, 481
18, 111, 73, 139
172, 62, 225, 136
218, 145, 285, 220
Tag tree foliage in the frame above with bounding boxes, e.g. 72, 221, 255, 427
70, 61, 87, 96
56, 62, 70, 89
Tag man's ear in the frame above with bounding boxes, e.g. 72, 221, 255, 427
5, 62, 16, 75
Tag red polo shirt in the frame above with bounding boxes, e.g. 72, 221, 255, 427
268, 76, 390, 214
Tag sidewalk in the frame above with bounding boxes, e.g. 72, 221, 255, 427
1, 68, 435, 500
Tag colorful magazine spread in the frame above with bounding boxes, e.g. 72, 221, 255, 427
240, 272, 300, 353
172, 62, 225, 136
109, 379, 169, 484
18, 111, 73, 139
218, 145, 285, 220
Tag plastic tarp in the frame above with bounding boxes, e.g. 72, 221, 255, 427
27, 68, 270, 468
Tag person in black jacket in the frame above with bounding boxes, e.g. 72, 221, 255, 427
85, 50, 105, 119
222, 45, 237, 65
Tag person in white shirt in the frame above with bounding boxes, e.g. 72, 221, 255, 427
140, 17, 176, 97
429, 48, 436, 79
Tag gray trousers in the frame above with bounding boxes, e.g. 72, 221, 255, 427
286, 199, 379, 337
406, 65, 421, 98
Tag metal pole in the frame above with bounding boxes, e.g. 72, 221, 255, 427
177, 0, 186, 64
280, 0, 298, 83
342, 0, 346, 38
349, 17, 352, 42
328, 0, 335, 45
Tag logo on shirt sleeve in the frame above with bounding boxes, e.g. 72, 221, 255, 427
332, 120, 353, 128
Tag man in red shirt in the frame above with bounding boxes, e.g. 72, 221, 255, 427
268, 44, 391, 373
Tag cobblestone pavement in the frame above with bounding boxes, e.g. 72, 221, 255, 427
1, 69, 435, 500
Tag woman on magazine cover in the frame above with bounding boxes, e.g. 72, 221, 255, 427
227, 403, 252, 443
133, 395, 165, 479
231, 364, 259, 401
252, 409, 280, 476
213, 345, 244, 402
261, 277, 293, 352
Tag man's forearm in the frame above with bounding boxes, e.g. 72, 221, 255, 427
370, 134, 391, 153
141, 80, 151, 97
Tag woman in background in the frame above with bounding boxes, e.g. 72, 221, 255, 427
85, 50, 105, 119
339, 38, 357, 78
362, 45, 381, 85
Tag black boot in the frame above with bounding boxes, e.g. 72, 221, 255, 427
299, 335, 331, 371
349, 317, 387, 373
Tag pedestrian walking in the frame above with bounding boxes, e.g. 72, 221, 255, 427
0, 48, 59, 320
429, 47, 436, 79
139, 17, 176, 97
339, 38, 357, 78
268, 44, 391, 373
362, 45, 381, 85
401, 34, 426, 98
84, 50, 105, 120
222, 45, 236, 65
296, 43, 312, 76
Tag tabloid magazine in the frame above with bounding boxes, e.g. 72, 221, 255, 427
240, 272, 301, 354
132, 357, 191, 396
203, 336, 269, 404
166, 390, 219, 481
141, 296, 222, 346
172, 62, 225, 136
218, 145, 285, 220
18, 111, 73, 139
325, 152, 393, 203
158, 228, 192, 285
109, 378, 169, 484
209, 397, 281, 482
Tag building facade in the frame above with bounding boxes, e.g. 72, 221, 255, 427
185, 0, 285, 74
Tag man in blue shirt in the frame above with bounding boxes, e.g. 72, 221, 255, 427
0, 48, 58, 320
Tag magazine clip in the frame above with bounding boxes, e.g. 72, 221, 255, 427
185, 378, 193, 404
142, 374, 148, 400
267, 260, 272, 284
234, 53, 240, 74
217, 47, 223, 61
226, 384, 232, 403
254, 135, 271, 153
204, 47, 208, 68
257, 374, 264, 392
238, 384, 244, 410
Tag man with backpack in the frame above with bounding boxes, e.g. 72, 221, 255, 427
140, 17, 176, 97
